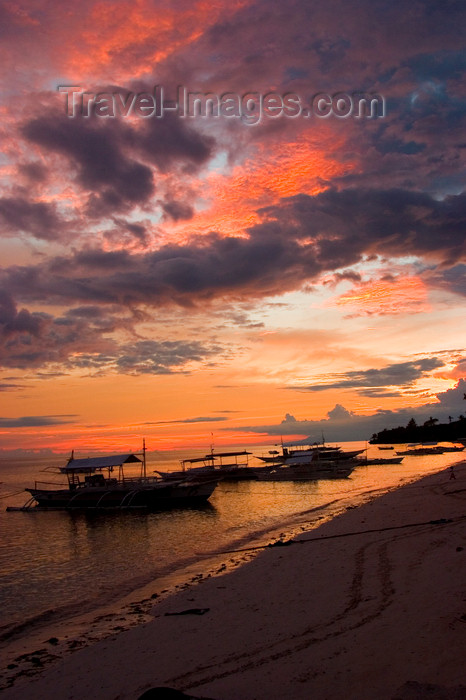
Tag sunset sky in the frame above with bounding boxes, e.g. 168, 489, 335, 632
0, 0, 465, 455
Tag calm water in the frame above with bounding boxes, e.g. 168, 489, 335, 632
0, 442, 463, 640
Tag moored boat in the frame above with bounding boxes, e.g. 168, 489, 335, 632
8, 446, 218, 511
155, 449, 256, 481
257, 440, 364, 464
354, 456, 404, 465
256, 459, 354, 481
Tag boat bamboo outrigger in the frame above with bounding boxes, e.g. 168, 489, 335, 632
8, 442, 218, 511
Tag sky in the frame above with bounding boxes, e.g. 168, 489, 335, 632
0, 0, 465, 455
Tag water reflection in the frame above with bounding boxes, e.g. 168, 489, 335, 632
0, 445, 463, 632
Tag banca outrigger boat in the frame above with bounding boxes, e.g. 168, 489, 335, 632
9, 446, 218, 511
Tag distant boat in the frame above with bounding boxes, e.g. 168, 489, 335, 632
378, 446, 394, 450
7, 446, 218, 511
256, 459, 354, 481
155, 449, 259, 481
395, 445, 446, 456
395, 442, 464, 456
257, 440, 364, 464
355, 457, 403, 465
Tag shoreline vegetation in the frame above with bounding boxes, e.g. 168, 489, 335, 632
370, 415, 466, 444
1, 460, 465, 700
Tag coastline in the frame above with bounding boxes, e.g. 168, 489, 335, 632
1, 461, 465, 699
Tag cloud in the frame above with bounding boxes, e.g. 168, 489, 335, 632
2, 187, 464, 320
238, 378, 466, 441
0, 283, 227, 372
22, 115, 155, 216
66, 339, 224, 375
0, 196, 65, 241
0, 415, 78, 428
162, 199, 194, 221
20, 108, 215, 219
0, 382, 25, 391
293, 358, 445, 392
147, 416, 228, 425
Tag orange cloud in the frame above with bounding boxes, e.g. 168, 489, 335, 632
336, 276, 430, 316
162, 129, 356, 241
63, 0, 249, 82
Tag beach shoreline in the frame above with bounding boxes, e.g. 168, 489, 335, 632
0, 483, 391, 686
1, 462, 465, 699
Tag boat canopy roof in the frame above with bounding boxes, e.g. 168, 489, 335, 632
182, 450, 251, 464
60, 453, 142, 473
282, 437, 325, 447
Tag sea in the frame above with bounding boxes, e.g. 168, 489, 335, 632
0, 441, 464, 649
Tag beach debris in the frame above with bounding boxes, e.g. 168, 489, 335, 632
46, 637, 59, 645
164, 608, 210, 616
268, 538, 293, 547
137, 688, 217, 699
429, 518, 452, 525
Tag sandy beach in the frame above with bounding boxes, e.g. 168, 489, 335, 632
2, 462, 465, 700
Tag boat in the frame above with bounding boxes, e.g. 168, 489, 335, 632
257, 439, 364, 464
8, 446, 218, 511
395, 444, 447, 456
354, 456, 403, 465
155, 450, 257, 481
256, 459, 354, 481
378, 446, 394, 450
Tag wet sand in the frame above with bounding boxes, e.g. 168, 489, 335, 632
1, 462, 465, 700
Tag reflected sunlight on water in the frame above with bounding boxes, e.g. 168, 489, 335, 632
0, 441, 463, 636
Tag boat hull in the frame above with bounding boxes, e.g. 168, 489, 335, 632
27, 479, 217, 510
256, 464, 354, 481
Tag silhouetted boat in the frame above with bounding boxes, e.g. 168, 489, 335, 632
256, 459, 354, 481
8, 446, 218, 511
355, 457, 403, 465
257, 440, 364, 464
155, 449, 258, 481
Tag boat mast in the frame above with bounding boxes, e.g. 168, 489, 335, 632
143, 438, 146, 478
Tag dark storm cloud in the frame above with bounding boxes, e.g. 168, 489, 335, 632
293, 359, 445, 392
22, 116, 155, 215
0, 415, 77, 427
130, 111, 214, 172
21, 107, 214, 218
18, 162, 49, 183
3, 187, 464, 313
0, 196, 64, 241
162, 199, 194, 221
0, 289, 44, 336
269, 189, 466, 267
